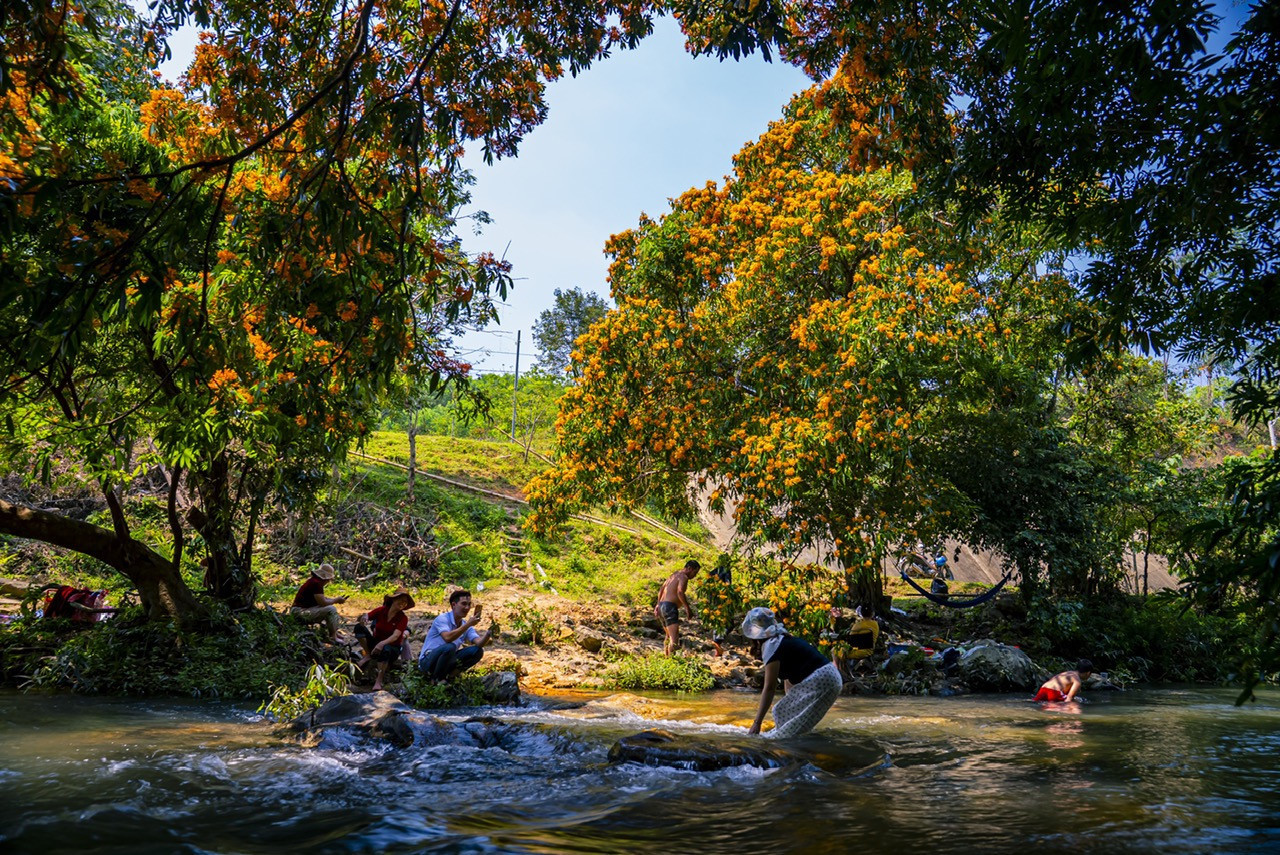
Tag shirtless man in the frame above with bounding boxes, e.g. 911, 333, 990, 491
654, 559, 700, 656
1035, 659, 1093, 703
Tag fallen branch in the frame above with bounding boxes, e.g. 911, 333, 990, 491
339, 545, 376, 562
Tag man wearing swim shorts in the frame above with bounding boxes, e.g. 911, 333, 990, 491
654, 560, 700, 656
1035, 659, 1093, 703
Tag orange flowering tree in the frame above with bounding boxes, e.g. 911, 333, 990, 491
0, 0, 655, 619
528, 82, 1083, 609
672, 1, 1280, 683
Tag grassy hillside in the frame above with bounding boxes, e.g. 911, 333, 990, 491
1, 432, 713, 617
297, 431, 714, 608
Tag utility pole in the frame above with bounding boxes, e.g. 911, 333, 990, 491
511, 329, 521, 439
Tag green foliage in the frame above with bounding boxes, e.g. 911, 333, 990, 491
400, 669, 491, 709
378, 375, 566, 455
532, 287, 611, 378
1019, 593, 1257, 685
1181, 450, 1280, 699
603, 653, 714, 693
2, 604, 339, 698
259, 663, 353, 722
507, 596, 551, 645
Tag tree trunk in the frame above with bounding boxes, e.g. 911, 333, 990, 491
407, 411, 417, 501
837, 541, 883, 611
0, 498, 204, 622
188, 455, 256, 610
1142, 529, 1152, 598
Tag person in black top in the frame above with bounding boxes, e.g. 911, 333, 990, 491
741, 607, 843, 738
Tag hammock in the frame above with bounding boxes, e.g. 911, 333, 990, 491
898, 570, 1013, 608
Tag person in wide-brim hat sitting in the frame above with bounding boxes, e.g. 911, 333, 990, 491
355, 587, 415, 692
742, 607, 843, 739
289, 563, 350, 644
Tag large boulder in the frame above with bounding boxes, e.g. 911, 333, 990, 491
958, 643, 1039, 691
289, 690, 418, 747
608, 729, 793, 771
481, 671, 521, 704
298, 690, 408, 729
574, 627, 605, 654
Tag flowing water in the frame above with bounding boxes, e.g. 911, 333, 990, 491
2, 686, 1278, 854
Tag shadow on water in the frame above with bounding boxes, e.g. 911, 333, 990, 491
2, 687, 1279, 854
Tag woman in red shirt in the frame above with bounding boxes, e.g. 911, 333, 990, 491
355, 588, 415, 692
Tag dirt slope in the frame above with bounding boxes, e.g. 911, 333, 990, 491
693, 484, 1180, 592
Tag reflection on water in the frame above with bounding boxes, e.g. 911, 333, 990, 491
2, 687, 1278, 854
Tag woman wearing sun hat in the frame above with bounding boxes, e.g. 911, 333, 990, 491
355, 587, 415, 692
741, 606, 843, 738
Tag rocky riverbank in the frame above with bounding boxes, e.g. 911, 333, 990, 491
320, 583, 1109, 701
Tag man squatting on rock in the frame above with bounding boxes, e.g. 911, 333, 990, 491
654, 559, 700, 656
418, 589, 497, 680
289, 562, 349, 644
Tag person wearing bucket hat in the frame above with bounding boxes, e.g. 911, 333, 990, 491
355, 587, 415, 691
289, 563, 349, 644
742, 607, 843, 738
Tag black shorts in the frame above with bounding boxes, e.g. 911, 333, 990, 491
371, 643, 403, 663
657, 602, 680, 628
355, 623, 401, 662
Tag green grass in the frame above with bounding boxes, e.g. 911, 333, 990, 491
602, 653, 715, 693
343, 431, 713, 605
358, 431, 545, 496
527, 519, 711, 605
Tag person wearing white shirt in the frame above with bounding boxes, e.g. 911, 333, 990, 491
417, 589, 497, 680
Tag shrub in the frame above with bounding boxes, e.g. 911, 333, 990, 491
1020, 592, 1254, 684
259, 663, 352, 721
507, 596, 551, 645
3, 603, 343, 699
400, 669, 489, 708
603, 653, 714, 693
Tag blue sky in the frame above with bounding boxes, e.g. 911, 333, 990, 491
453, 18, 810, 373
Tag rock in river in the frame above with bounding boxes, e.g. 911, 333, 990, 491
958, 642, 1039, 691
608, 729, 793, 771
288, 686, 532, 750
477, 670, 519, 703
289, 690, 418, 747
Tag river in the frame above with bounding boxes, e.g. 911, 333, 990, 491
2, 686, 1278, 854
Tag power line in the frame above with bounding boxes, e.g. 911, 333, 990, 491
466, 328, 521, 338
